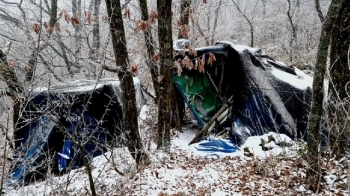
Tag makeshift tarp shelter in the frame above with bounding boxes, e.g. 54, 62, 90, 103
8, 78, 144, 186
173, 41, 312, 146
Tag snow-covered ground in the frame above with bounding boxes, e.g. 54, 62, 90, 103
3, 107, 349, 195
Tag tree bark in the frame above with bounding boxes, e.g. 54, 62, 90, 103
0, 43, 24, 142
139, 0, 159, 101
286, 0, 298, 62
178, 0, 190, 39
328, 0, 350, 157
105, 0, 149, 165
306, 0, 345, 192
157, 0, 173, 150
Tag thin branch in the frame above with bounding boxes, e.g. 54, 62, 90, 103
102, 65, 125, 73
315, 0, 324, 22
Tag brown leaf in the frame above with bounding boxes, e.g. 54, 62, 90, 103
199, 56, 205, 73
189, 48, 197, 57
55, 22, 61, 32
182, 56, 193, 70
130, 63, 138, 73
175, 59, 182, 76
47, 25, 53, 33
194, 58, 199, 70
33, 23, 41, 34
123, 7, 131, 19
149, 10, 158, 23
179, 24, 189, 38
208, 52, 216, 66
137, 20, 149, 31
152, 52, 160, 62
85, 11, 93, 25
203, 0, 207, 3
71, 15, 80, 26
63, 11, 70, 24
158, 75, 164, 83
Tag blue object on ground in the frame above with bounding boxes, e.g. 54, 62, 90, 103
195, 138, 239, 153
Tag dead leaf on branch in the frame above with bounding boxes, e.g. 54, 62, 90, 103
85, 11, 93, 25
149, 11, 158, 23
182, 56, 193, 70
194, 58, 199, 70
59, 10, 71, 24
33, 23, 41, 34
137, 21, 149, 31
55, 22, 61, 32
189, 48, 197, 57
71, 16, 80, 26
123, 7, 131, 19
179, 24, 189, 38
199, 55, 205, 73
152, 52, 160, 62
203, 0, 207, 3
208, 52, 216, 66
175, 59, 182, 76
130, 63, 138, 73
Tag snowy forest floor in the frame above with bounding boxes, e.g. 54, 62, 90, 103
4, 107, 350, 196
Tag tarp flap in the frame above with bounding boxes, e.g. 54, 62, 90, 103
174, 73, 222, 126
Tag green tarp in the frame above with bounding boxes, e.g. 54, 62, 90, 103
173, 73, 222, 126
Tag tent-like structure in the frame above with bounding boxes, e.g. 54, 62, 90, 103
8, 78, 144, 186
173, 41, 312, 146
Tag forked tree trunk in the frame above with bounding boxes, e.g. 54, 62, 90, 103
157, 0, 173, 150
306, 0, 345, 192
105, 0, 149, 165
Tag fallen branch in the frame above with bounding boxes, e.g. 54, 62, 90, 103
188, 96, 233, 145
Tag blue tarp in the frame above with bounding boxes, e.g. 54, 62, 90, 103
8, 79, 139, 186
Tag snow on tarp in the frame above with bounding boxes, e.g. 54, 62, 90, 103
174, 40, 312, 148
8, 78, 144, 187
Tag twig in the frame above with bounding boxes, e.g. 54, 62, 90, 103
102, 65, 125, 73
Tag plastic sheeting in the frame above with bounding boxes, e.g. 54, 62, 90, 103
8, 78, 144, 186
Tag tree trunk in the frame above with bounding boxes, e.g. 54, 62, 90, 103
72, 0, 83, 57
105, 0, 149, 165
0, 44, 24, 141
328, 0, 350, 157
178, 0, 190, 39
139, 0, 159, 101
26, 0, 58, 82
157, 0, 173, 150
306, 0, 345, 192
286, 0, 298, 62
